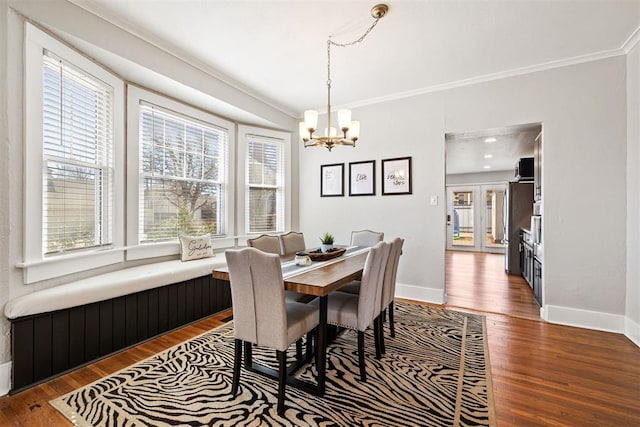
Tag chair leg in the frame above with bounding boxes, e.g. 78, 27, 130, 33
358, 330, 367, 382
373, 316, 382, 360
305, 329, 314, 360
389, 301, 396, 338
277, 350, 287, 416
296, 338, 303, 361
231, 339, 242, 396
314, 328, 320, 366
378, 314, 386, 355
244, 341, 253, 368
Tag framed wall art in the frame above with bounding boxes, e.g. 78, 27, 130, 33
381, 156, 412, 195
349, 160, 376, 196
320, 163, 344, 197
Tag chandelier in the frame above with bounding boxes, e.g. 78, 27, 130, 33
300, 4, 389, 151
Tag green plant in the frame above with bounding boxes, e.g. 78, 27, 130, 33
319, 232, 334, 245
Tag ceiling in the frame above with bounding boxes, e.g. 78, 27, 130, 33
68, 0, 639, 116
61, 1, 638, 173
445, 123, 540, 175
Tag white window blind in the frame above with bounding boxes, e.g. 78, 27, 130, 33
139, 104, 228, 242
246, 134, 284, 233
42, 51, 114, 255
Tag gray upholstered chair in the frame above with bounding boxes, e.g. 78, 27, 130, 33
341, 238, 404, 353
378, 238, 404, 353
311, 241, 390, 382
247, 233, 309, 303
279, 231, 306, 255
350, 230, 384, 247
339, 230, 385, 295
225, 247, 319, 415
247, 234, 281, 254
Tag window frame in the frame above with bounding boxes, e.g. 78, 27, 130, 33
237, 125, 291, 237
22, 23, 125, 283
126, 85, 236, 260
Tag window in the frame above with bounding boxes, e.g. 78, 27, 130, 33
246, 135, 284, 233
42, 52, 114, 254
23, 23, 124, 283
237, 126, 290, 236
22, 25, 288, 281
138, 105, 227, 241
126, 86, 234, 257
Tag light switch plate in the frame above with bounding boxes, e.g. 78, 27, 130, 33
430, 196, 438, 206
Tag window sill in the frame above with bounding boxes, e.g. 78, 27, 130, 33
126, 236, 237, 261
17, 248, 126, 284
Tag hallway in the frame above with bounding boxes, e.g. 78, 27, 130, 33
445, 250, 540, 320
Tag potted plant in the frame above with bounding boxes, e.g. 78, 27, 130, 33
319, 232, 334, 253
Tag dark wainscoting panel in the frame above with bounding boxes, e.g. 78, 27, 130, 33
10, 276, 231, 393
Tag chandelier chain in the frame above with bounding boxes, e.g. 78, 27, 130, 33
326, 17, 382, 87
302, 4, 388, 151
329, 17, 382, 48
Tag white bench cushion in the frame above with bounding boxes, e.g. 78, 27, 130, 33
5, 257, 227, 319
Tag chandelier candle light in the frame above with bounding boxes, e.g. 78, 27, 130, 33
300, 4, 389, 151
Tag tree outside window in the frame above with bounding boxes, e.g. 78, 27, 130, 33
139, 106, 226, 242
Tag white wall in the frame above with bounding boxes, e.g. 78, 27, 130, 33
300, 57, 629, 331
0, 0, 11, 376
300, 93, 448, 303
626, 41, 640, 346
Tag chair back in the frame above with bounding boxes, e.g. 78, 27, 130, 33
350, 230, 384, 247
357, 241, 390, 330
225, 248, 288, 349
279, 231, 306, 255
381, 238, 404, 309
247, 234, 281, 254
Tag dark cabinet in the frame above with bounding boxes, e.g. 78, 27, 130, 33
533, 258, 542, 306
520, 232, 534, 288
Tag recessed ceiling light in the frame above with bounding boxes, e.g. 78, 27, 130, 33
483, 165, 491, 169
484, 154, 493, 158
484, 137, 497, 143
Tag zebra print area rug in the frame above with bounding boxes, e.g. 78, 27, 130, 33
50, 303, 495, 426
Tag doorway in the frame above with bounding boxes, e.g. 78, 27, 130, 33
444, 123, 542, 316
446, 184, 506, 254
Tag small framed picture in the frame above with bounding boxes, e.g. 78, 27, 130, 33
382, 156, 412, 195
349, 160, 376, 196
320, 163, 344, 197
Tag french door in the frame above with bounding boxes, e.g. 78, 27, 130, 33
446, 184, 506, 253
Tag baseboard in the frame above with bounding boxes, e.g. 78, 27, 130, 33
395, 282, 445, 305
625, 316, 640, 348
542, 304, 625, 333
0, 361, 11, 396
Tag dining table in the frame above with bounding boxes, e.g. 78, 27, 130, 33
212, 246, 369, 397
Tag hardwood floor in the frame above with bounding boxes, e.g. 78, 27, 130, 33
443, 250, 640, 426
1, 253, 639, 426
445, 250, 541, 320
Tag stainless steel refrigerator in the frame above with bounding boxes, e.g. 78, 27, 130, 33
504, 182, 534, 275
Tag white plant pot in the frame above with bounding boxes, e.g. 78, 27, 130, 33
321, 244, 332, 253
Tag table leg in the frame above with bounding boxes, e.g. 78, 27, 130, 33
317, 295, 328, 396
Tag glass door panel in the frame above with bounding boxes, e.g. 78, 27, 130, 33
483, 186, 506, 251
451, 189, 474, 248
447, 184, 506, 253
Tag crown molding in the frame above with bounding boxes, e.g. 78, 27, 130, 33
341, 47, 627, 111
622, 25, 640, 54
54, 1, 640, 120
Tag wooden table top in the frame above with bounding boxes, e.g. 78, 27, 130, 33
212, 251, 368, 297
